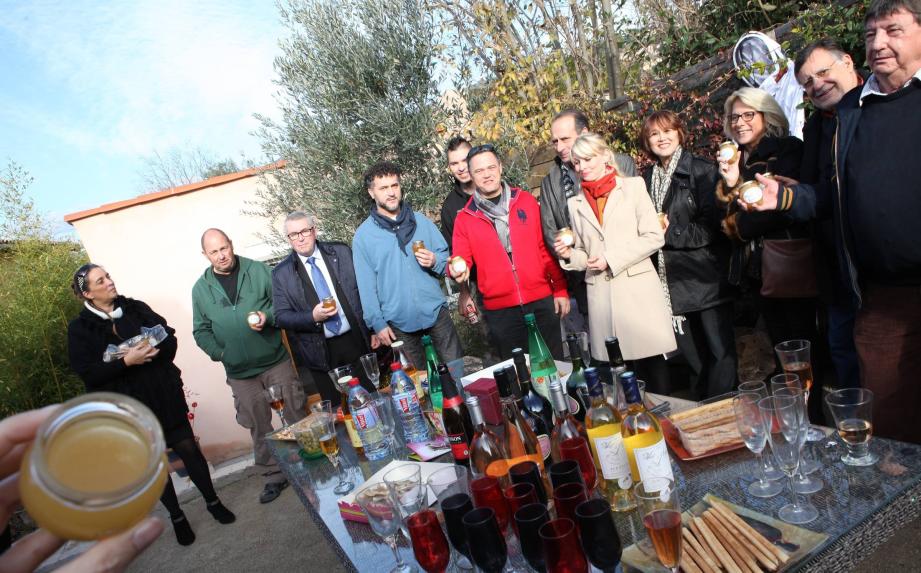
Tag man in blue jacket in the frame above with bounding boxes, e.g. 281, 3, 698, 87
272, 211, 377, 402
750, 0, 921, 443
353, 161, 463, 367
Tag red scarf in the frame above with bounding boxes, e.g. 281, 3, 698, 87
581, 168, 618, 224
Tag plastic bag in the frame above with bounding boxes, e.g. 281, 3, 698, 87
103, 325, 168, 362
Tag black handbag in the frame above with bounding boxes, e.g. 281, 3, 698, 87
760, 238, 818, 298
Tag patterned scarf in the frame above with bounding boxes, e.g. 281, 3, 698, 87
473, 183, 512, 253
650, 146, 686, 333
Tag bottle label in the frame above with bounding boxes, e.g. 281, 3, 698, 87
413, 372, 426, 398
536, 434, 552, 460
345, 417, 363, 448
567, 395, 581, 417
532, 371, 559, 400
633, 438, 674, 487
352, 406, 378, 430
592, 432, 630, 481
447, 433, 470, 461
392, 391, 420, 414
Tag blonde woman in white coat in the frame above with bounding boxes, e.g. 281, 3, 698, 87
553, 133, 677, 394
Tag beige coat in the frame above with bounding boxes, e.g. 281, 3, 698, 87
561, 176, 677, 361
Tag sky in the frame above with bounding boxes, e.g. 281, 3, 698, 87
0, 1, 285, 233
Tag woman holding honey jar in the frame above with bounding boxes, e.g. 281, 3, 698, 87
67, 264, 234, 546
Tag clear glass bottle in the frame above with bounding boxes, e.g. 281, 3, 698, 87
620, 371, 674, 488
494, 366, 544, 471
348, 377, 389, 460
584, 368, 636, 511
467, 396, 510, 483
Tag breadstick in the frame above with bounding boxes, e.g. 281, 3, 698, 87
681, 551, 705, 573
688, 519, 722, 570
709, 505, 778, 571
682, 536, 718, 573
683, 527, 721, 573
694, 516, 744, 573
703, 510, 761, 573
712, 501, 790, 564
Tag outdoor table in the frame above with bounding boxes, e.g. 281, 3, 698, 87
268, 392, 921, 572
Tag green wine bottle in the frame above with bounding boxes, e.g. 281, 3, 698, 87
525, 313, 559, 402
422, 335, 443, 412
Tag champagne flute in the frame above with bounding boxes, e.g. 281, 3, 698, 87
502, 483, 538, 531
407, 509, 450, 573
462, 507, 507, 573
773, 383, 823, 494
356, 484, 417, 573
738, 380, 783, 480
771, 374, 821, 476
575, 498, 622, 573
775, 340, 823, 441
470, 476, 511, 533
427, 466, 474, 570
825, 388, 878, 466
732, 393, 782, 498
361, 353, 383, 391
514, 503, 549, 572
759, 395, 818, 524
385, 464, 427, 539
539, 518, 588, 573
635, 477, 682, 573
310, 417, 353, 495
552, 482, 587, 523
265, 383, 290, 427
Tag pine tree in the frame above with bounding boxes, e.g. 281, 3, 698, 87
255, 0, 451, 242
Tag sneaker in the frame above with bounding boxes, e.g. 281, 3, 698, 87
259, 481, 289, 504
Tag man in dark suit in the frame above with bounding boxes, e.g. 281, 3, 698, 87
272, 211, 377, 402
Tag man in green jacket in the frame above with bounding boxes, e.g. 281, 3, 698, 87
192, 228, 305, 503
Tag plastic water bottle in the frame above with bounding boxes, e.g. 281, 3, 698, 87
389, 362, 430, 444
347, 377, 389, 460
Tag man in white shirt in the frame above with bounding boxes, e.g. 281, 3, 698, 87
272, 211, 377, 401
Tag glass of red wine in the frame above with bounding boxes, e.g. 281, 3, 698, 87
559, 437, 597, 491
552, 482, 587, 523
407, 509, 450, 573
636, 477, 683, 573
514, 503, 549, 572
502, 483, 537, 533
539, 518, 588, 573
574, 498, 622, 573
509, 460, 548, 506
548, 459, 584, 490
470, 476, 510, 533
437, 491, 474, 570
461, 507, 507, 573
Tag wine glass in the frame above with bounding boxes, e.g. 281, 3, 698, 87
361, 353, 383, 391
575, 498, 622, 573
539, 518, 588, 573
825, 388, 879, 466
549, 459, 585, 490
407, 509, 450, 573
427, 466, 473, 570
738, 380, 784, 480
503, 483, 538, 531
470, 476, 510, 533
385, 464, 427, 538
462, 507, 507, 573
514, 503, 549, 572
559, 436, 597, 491
552, 482, 587, 523
759, 395, 818, 524
635, 477, 683, 573
773, 384, 824, 494
771, 374, 822, 477
732, 392, 782, 498
775, 340, 823, 441
356, 484, 417, 573
309, 416, 353, 494
509, 460, 548, 506
265, 383, 290, 427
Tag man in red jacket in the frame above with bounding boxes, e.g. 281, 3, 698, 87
451, 144, 569, 359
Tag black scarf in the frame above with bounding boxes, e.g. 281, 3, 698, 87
370, 202, 417, 253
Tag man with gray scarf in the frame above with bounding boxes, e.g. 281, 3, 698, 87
450, 145, 570, 360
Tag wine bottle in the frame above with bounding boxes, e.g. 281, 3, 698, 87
467, 396, 510, 483
392, 340, 424, 400
620, 371, 674, 488
439, 363, 474, 466
494, 366, 544, 471
584, 368, 636, 511
525, 313, 559, 401
422, 335, 443, 412
548, 381, 595, 489
605, 336, 627, 412
336, 375, 365, 456
512, 348, 554, 440
565, 334, 590, 423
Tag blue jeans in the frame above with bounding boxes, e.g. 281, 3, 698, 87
827, 303, 860, 389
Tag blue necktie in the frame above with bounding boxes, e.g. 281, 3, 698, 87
307, 257, 342, 334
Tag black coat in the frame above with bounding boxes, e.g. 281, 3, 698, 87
643, 152, 732, 314
67, 296, 190, 440
272, 242, 370, 371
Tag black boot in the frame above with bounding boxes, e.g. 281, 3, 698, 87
206, 499, 236, 524
171, 513, 196, 546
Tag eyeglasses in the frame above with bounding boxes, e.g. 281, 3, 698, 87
466, 143, 498, 162
800, 59, 844, 90
729, 111, 759, 125
286, 227, 315, 241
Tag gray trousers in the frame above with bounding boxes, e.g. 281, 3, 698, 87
227, 359, 306, 484
391, 306, 463, 369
